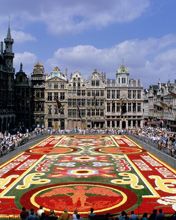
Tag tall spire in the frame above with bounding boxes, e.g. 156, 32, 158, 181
20, 63, 23, 72
7, 16, 12, 39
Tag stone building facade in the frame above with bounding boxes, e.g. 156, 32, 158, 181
144, 81, 176, 131
14, 63, 31, 130
0, 26, 15, 131
31, 63, 46, 128
45, 67, 67, 130
43, 65, 144, 130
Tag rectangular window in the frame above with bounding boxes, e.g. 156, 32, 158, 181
48, 119, 52, 127
60, 92, 65, 100
112, 90, 115, 99
54, 92, 58, 100
128, 90, 131, 99
112, 102, 115, 112
95, 99, 99, 106
92, 109, 95, 116
101, 90, 104, 96
96, 80, 99, 86
87, 91, 91, 96
73, 109, 76, 117
91, 80, 95, 86
116, 90, 120, 99
133, 90, 136, 99
60, 83, 64, 89
137, 103, 141, 112
92, 90, 95, 96
87, 109, 90, 116
107, 90, 110, 99
96, 109, 99, 116
73, 99, 76, 107
116, 103, 120, 112
107, 103, 110, 112
68, 109, 72, 117
100, 109, 104, 116
81, 109, 86, 117
54, 83, 58, 89
68, 99, 72, 107
87, 99, 91, 106
96, 90, 99, 96
137, 90, 141, 99
82, 90, 85, 96
82, 99, 85, 106
47, 92, 52, 101
122, 78, 126, 84
77, 90, 81, 96
100, 100, 104, 106
128, 103, 131, 112
133, 103, 136, 112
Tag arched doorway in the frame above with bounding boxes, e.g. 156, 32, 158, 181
122, 121, 126, 129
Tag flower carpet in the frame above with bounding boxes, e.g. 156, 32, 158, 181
0, 135, 176, 217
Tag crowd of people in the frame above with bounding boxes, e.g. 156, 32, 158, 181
129, 126, 176, 158
20, 207, 176, 220
0, 127, 46, 156
1, 125, 176, 159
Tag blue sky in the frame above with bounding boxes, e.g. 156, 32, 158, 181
0, 0, 176, 87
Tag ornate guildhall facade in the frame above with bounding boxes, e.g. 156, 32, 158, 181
43, 65, 144, 130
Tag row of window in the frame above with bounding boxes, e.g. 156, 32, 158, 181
47, 92, 65, 101
68, 99, 104, 107
128, 90, 141, 99
117, 77, 128, 84
107, 120, 141, 127
47, 82, 65, 89
107, 103, 142, 112
68, 109, 104, 117
46, 89, 142, 99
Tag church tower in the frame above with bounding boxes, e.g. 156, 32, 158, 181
4, 24, 14, 72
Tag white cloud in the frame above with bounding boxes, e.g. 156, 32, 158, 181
40, 0, 150, 34
12, 30, 36, 43
47, 34, 176, 87
0, 0, 150, 35
14, 52, 38, 74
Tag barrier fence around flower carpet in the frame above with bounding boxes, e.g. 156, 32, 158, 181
0, 134, 176, 219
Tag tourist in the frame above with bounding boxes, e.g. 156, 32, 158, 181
20, 207, 29, 220
59, 209, 70, 220
37, 206, 45, 217
156, 209, 164, 220
76, 214, 82, 220
119, 211, 129, 220
72, 209, 78, 220
149, 209, 157, 220
27, 208, 38, 220
88, 208, 96, 220
48, 210, 58, 220
129, 211, 138, 220
140, 213, 148, 220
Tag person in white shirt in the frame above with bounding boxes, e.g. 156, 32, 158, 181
37, 206, 44, 217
